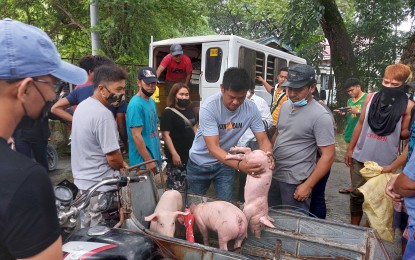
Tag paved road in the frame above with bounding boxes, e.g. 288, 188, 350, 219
49, 135, 402, 259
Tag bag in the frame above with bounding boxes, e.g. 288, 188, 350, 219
262, 120, 275, 140
166, 163, 187, 191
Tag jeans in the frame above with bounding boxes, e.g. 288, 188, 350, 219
186, 159, 235, 201
403, 226, 415, 260
14, 137, 48, 171
268, 178, 311, 212
309, 170, 331, 219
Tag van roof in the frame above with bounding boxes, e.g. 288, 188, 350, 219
151, 35, 306, 63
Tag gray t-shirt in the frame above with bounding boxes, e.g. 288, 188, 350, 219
71, 97, 120, 191
189, 92, 264, 165
273, 99, 335, 184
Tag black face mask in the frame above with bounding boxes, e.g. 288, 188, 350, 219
141, 86, 154, 97
17, 85, 51, 130
177, 99, 190, 108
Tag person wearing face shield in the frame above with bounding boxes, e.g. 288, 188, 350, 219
160, 82, 197, 190
269, 64, 335, 212
344, 64, 415, 227
126, 67, 162, 174
71, 64, 128, 228
0, 18, 87, 260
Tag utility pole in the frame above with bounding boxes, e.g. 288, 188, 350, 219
90, 0, 100, 55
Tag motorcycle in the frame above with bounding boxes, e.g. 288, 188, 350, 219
55, 167, 163, 259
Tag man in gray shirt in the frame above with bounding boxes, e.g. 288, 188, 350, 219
187, 67, 274, 201
270, 64, 335, 211
72, 64, 128, 227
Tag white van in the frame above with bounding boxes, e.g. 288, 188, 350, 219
149, 35, 306, 114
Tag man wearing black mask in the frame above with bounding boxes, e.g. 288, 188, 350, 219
0, 18, 87, 259
126, 67, 162, 173
345, 63, 414, 226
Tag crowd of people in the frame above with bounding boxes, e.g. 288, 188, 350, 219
2, 17, 415, 260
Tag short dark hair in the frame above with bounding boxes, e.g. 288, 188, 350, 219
166, 82, 190, 107
222, 67, 251, 92
343, 78, 360, 89
93, 55, 115, 71
78, 55, 95, 73
279, 67, 288, 74
93, 65, 128, 89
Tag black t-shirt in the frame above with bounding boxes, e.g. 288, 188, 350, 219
160, 107, 196, 165
0, 138, 60, 259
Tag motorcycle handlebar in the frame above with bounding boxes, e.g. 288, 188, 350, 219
59, 175, 147, 223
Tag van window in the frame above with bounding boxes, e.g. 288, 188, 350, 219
238, 47, 265, 81
205, 47, 223, 82
266, 56, 287, 86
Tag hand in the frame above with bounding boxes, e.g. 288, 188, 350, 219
255, 75, 265, 82
344, 149, 353, 167
348, 107, 360, 114
146, 162, 158, 174
294, 183, 312, 201
240, 159, 266, 178
333, 109, 346, 116
385, 175, 403, 202
123, 161, 129, 168
266, 151, 275, 170
172, 153, 182, 167
381, 165, 397, 174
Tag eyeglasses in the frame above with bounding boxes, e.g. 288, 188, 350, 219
32, 77, 63, 92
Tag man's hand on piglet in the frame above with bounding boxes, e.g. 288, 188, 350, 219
239, 159, 265, 178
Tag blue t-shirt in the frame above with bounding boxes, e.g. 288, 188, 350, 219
126, 95, 161, 166
66, 84, 127, 117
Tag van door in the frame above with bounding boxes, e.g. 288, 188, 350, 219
200, 42, 228, 101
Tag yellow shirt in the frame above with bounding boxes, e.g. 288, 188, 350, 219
271, 88, 288, 126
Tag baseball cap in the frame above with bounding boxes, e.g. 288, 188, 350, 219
170, 44, 183, 56
0, 18, 87, 85
282, 64, 316, 88
138, 67, 158, 84
343, 78, 360, 89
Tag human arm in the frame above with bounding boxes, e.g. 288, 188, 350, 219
394, 173, 415, 197
385, 174, 403, 202
162, 131, 182, 166
185, 73, 191, 86
255, 75, 273, 94
116, 112, 128, 154
156, 65, 166, 79
382, 145, 408, 173
254, 131, 275, 169
344, 98, 370, 167
294, 144, 335, 201
50, 97, 73, 122
106, 149, 127, 170
203, 135, 266, 177
400, 100, 414, 140
131, 126, 157, 173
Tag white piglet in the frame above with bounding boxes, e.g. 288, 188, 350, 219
144, 189, 188, 237
190, 201, 248, 251
226, 146, 276, 238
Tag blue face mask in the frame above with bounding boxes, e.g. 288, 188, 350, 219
289, 88, 311, 107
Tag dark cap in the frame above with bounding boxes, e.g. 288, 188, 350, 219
170, 44, 183, 56
138, 67, 158, 84
282, 64, 316, 88
343, 78, 360, 89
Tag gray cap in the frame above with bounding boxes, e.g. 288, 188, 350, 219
170, 44, 183, 56
282, 64, 316, 88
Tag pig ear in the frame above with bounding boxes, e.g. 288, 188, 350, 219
174, 211, 189, 218
144, 213, 159, 222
